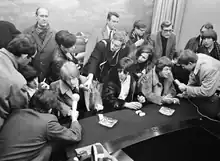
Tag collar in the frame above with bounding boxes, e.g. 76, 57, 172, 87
0, 48, 18, 69
193, 54, 206, 75
59, 80, 72, 95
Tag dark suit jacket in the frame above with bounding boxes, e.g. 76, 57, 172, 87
151, 31, 176, 62
83, 39, 129, 82
23, 25, 57, 82
0, 21, 21, 49
0, 109, 82, 161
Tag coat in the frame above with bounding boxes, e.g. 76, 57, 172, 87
23, 25, 57, 82
0, 109, 81, 161
83, 25, 110, 65
138, 67, 176, 105
184, 35, 201, 53
151, 31, 176, 62
0, 48, 28, 128
186, 54, 220, 97
82, 39, 129, 82
102, 67, 137, 112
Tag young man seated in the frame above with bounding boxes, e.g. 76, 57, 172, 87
138, 56, 179, 105
176, 49, 220, 120
50, 61, 87, 120
102, 57, 143, 113
0, 89, 81, 161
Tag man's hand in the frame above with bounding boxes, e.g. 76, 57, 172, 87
178, 83, 187, 92
137, 95, 146, 103
83, 74, 93, 90
39, 79, 49, 89
135, 39, 144, 47
124, 102, 142, 110
172, 98, 180, 104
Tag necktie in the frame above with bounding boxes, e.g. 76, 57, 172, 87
109, 30, 113, 39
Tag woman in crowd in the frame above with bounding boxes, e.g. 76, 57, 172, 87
138, 56, 179, 105
102, 57, 143, 113
131, 45, 155, 81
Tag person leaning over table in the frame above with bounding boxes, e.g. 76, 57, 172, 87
175, 49, 220, 119
138, 56, 180, 105
0, 89, 81, 161
102, 57, 143, 113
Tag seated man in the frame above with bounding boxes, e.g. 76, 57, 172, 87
50, 61, 87, 119
176, 49, 220, 119
102, 57, 142, 112
138, 56, 179, 105
0, 88, 81, 161
48, 30, 79, 83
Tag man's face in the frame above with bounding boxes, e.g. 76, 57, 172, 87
118, 69, 128, 82
203, 38, 214, 48
135, 27, 146, 37
110, 39, 122, 52
107, 15, 119, 30
181, 62, 194, 72
28, 77, 39, 89
36, 8, 49, 27
159, 66, 172, 78
137, 52, 150, 63
161, 25, 173, 38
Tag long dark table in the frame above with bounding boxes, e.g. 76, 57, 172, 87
66, 99, 200, 158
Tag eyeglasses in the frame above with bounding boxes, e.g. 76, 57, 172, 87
163, 29, 173, 33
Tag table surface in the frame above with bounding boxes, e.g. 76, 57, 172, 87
66, 99, 200, 158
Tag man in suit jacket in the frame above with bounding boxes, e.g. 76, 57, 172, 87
177, 50, 220, 119
151, 20, 176, 63
0, 89, 82, 161
83, 12, 120, 66
0, 21, 21, 49
23, 7, 57, 82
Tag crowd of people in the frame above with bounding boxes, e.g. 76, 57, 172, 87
0, 7, 220, 161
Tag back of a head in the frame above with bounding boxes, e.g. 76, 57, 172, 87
118, 57, 134, 71
60, 61, 79, 80
7, 34, 36, 57
202, 29, 217, 41
155, 56, 172, 73
29, 88, 61, 113
55, 30, 76, 48
177, 49, 198, 65
19, 65, 38, 82
200, 22, 214, 31
136, 44, 154, 59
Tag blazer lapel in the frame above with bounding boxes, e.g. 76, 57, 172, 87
102, 26, 109, 39
156, 32, 163, 58
166, 35, 173, 58
41, 30, 53, 52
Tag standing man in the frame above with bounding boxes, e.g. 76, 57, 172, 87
185, 22, 213, 53
23, 7, 57, 82
151, 20, 176, 63
176, 50, 220, 120
83, 12, 120, 66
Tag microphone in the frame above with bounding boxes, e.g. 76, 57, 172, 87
72, 93, 80, 111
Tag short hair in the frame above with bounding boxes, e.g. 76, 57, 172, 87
177, 49, 198, 65
19, 65, 38, 82
172, 50, 183, 60
55, 30, 77, 48
200, 22, 213, 32
161, 20, 172, 29
60, 61, 79, 81
136, 45, 154, 61
118, 57, 134, 73
7, 34, 36, 57
155, 56, 173, 73
112, 30, 127, 44
35, 7, 49, 16
201, 29, 217, 41
29, 88, 61, 113
133, 20, 147, 29
107, 12, 119, 20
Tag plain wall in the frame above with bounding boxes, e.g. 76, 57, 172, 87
178, 0, 220, 50
0, 0, 153, 34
